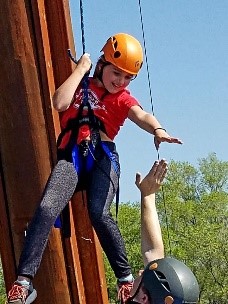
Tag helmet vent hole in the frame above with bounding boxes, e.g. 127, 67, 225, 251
112, 37, 118, 50
114, 51, 121, 58
155, 271, 171, 292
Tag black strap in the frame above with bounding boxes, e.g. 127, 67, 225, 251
115, 183, 120, 223
61, 204, 71, 238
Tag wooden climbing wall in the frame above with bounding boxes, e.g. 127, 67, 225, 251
0, 1, 108, 303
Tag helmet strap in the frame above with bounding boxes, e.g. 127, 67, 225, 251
126, 278, 143, 303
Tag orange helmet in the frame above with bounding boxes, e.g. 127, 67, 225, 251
101, 33, 143, 75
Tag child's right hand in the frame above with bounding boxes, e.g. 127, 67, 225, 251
76, 53, 92, 75
154, 128, 183, 150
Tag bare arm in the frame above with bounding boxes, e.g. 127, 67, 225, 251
128, 105, 162, 134
52, 53, 92, 112
128, 105, 183, 148
135, 159, 168, 266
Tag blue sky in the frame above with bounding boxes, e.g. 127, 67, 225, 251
69, 1, 228, 202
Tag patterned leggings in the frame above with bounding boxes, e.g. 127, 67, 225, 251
17, 141, 131, 279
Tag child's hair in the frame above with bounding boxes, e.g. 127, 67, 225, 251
93, 55, 109, 80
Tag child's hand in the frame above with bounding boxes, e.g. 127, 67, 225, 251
77, 53, 92, 75
154, 128, 183, 150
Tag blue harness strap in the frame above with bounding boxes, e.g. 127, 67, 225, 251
71, 141, 119, 176
101, 142, 119, 174
71, 142, 94, 174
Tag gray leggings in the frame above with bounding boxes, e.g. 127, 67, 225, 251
17, 142, 131, 279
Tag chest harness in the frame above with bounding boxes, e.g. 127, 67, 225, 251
55, 76, 120, 237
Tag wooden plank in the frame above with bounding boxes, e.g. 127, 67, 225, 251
0, 155, 16, 292
0, 0, 71, 303
72, 191, 109, 304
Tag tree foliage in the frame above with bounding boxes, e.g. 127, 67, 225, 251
0, 262, 6, 304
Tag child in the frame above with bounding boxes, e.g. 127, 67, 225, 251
7, 33, 182, 304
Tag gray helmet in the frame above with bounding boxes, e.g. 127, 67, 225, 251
142, 257, 199, 304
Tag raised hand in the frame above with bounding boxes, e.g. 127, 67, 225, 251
135, 159, 168, 197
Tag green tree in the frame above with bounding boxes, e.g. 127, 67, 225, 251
158, 154, 228, 303
0, 261, 6, 304
104, 202, 142, 303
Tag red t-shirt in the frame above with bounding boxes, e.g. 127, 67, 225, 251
59, 78, 140, 148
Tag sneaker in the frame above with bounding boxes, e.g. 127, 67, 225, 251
117, 280, 134, 304
7, 281, 37, 304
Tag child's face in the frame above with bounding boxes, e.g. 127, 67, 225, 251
102, 64, 134, 93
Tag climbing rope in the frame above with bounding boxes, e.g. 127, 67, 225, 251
79, 0, 86, 54
138, 0, 155, 117
68, 0, 89, 102
78, 0, 89, 103
138, 0, 172, 255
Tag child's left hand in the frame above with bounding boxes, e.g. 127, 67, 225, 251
154, 128, 183, 150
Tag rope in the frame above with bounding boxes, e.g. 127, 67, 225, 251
138, 0, 172, 256
68, 0, 89, 103
79, 0, 86, 54
138, 0, 155, 116
78, 0, 89, 105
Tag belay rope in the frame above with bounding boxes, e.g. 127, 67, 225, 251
138, 0, 172, 255
68, 0, 89, 104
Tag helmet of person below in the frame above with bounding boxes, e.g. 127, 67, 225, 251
101, 33, 143, 75
142, 257, 199, 304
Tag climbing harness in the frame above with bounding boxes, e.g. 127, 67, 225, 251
55, 0, 121, 235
